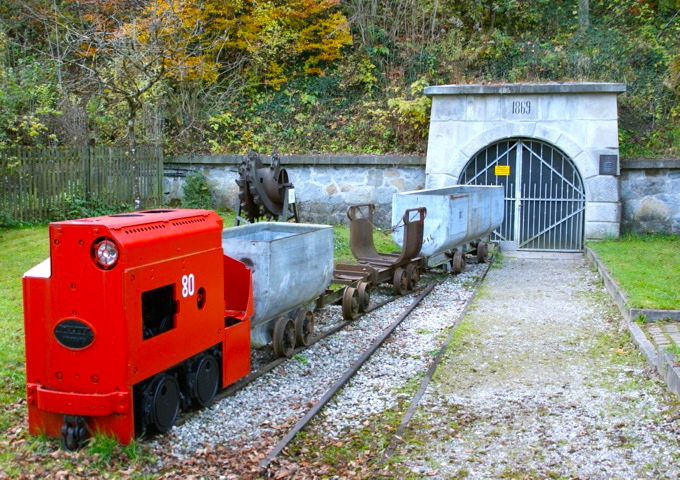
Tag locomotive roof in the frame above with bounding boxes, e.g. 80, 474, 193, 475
50, 209, 219, 230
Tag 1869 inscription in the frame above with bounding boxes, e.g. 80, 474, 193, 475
511, 101, 531, 114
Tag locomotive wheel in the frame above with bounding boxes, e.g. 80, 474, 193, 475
477, 242, 489, 263
294, 309, 315, 347
190, 354, 220, 408
145, 374, 181, 433
393, 267, 408, 295
273, 316, 296, 358
342, 287, 360, 320
406, 264, 420, 291
451, 251, 466, 274
357, 281, 371, 313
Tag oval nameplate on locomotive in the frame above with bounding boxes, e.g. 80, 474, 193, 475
54, 319, 95, 349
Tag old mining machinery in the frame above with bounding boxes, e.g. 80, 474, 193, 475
235, 150, 299, 225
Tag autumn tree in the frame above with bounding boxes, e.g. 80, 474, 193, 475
173, 0, 352, 87
21, 0, 220, 207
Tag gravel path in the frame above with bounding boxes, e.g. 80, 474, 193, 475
395, 255, 680, 479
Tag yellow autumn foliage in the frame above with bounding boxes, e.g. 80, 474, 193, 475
145, 0, 351, 86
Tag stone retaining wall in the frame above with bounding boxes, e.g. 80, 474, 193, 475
164, 154, 425, 227
620, 159, 680, 234
165, 155, 678, 233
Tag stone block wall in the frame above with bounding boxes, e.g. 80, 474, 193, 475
165, 155, 678, 235
620, 159, 680, 234
164, 154, 425, 227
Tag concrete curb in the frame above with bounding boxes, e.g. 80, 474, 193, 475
657, 348, 680, 399
585, 247, 680, 400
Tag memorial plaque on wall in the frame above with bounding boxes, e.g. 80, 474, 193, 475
599, 155, 618, 176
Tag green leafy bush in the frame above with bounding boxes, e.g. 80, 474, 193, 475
182, 172, 214, 209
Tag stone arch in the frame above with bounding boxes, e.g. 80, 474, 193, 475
426, 123, 594, 193
423, 83, 626, 242
458, 137, 586, 251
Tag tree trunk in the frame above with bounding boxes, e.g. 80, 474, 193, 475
127, 97, 142, 210
578, 0, 590, 33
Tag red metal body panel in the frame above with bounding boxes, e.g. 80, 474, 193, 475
222, 255, 253, 385
23, 209, 253, 445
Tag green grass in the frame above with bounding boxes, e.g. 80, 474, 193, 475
332, 223, 400, 264
587, 233, 680, 310
667, 345, 680, 365
0, 226, 49, 409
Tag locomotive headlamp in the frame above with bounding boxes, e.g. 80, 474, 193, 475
92, 237, 119, 269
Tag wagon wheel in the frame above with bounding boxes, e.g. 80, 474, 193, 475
189, 354, 220, 408
272, 316, 296, 357
393, 267, 408, 295
294, 308, 315, 347
342, 286, 360, 320
451, 251, 466, 274
477, 242, 489, 263
406, 263, 420, 291
144, 374, 181, 433
357, 281, 371, 313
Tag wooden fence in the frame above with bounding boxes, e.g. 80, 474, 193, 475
1, 146, 163, 224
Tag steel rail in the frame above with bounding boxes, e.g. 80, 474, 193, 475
258, 283, 437, 472
217, 292, 401, 398
381, 252, 496, 460
173, 287, 413, 428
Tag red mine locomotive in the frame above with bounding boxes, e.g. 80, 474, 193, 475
23, 209, 253, 449
22, 186, 504, 450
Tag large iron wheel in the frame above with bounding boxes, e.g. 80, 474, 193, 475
144, 374, 181, 433
451, 251, 466, 274
342, 286, 360, 320
393, 267, 408, 295
189, 354, 220, 408
357, 281, 371, 313
272, 316, 296, 357
406, 263, 420, 291
477, 242, 489, 263
294, 308, 315, 347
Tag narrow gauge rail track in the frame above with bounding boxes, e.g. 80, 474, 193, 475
174, 288, 411, 429
159, 260, 491, 471
259, 252, 496, 474
258, 283, 437, 471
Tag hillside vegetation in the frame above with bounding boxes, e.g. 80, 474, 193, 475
0, 0, 678, 158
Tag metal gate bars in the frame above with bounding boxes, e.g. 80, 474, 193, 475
459, 138, 585, 252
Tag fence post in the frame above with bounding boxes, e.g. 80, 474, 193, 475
84, 146, 92, 202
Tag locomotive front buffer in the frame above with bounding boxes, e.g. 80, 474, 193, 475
23, 209, 253, 449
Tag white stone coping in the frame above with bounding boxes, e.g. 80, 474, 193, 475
585, 246, 680, 400
424, 82, 627, 96
166, 154, 426, 167
621, 158, 680, 169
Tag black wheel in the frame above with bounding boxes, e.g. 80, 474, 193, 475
294, 309, 315, 347
272, 316, 296, 357
357, 281, 371, 313
144, 374, 181, 433
406, 264, 420, 291
451, 251, 466, 274
189, 354, 220, 408
477, 242, 489, 263
342, 287, 360, 320
393, 267, 408, 295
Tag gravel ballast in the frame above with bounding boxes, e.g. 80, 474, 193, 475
156, 262, 487, 465
150, 254, 679, 478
